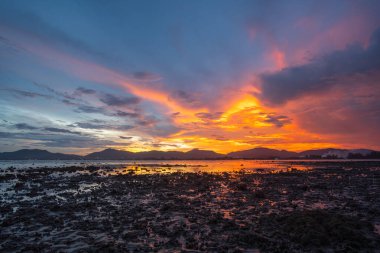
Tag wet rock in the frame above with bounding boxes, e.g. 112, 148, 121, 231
1, 162, 380, 252
236, 183, 248, 191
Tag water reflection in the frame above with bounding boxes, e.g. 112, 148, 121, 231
2, 160, 379, 252
104, 160, 314, 175
2, 159, 379, 175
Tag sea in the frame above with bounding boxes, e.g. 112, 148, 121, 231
1, 159, 378, 174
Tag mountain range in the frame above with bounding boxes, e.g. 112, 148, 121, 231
0, 147, 379, 160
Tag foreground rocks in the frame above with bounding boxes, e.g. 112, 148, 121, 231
0, 162, 380, 252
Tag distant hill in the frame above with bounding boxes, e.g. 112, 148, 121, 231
0, 149, 80, 160
183, 149, 225, 159
84, 148, 225, 160
0, 147, 379, 160
228, 147, 298, 159
84, 148, 135, 160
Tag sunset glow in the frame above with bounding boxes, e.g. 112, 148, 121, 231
1, 0, 380, 154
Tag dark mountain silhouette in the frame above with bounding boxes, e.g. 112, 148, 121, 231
84, 148, 225, 160
0, 149, 81, 160
184, 149, 225, 159
228, 147, 298, 159
0, 147, 378, 160
84, 148, 135, 160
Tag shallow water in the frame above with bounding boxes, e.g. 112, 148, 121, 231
2, 159, 378, 173
1, 161, 380, 252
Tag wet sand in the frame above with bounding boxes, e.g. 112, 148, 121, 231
1, 162, 380, 252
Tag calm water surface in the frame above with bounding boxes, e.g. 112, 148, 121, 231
1, 159, 376, 174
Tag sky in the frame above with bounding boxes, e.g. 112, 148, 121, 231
1, 0, 380, 154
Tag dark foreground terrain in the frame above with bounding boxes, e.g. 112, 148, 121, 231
1, 162, 380, 252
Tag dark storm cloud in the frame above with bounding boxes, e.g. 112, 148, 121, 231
13, 123, 38, 130
99, 93, 140, 106
259, 28, 380, 106
263, 114, 291, 128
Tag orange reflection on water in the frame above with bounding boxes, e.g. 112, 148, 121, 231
107, 160, 313, 175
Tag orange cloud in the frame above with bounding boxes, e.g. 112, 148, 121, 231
5, 23, 375, 153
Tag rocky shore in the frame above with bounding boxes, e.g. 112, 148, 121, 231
1, 162, 380, 252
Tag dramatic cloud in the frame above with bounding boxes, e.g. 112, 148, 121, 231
264, 114, 291, 128
136, 117, 159, 127
114, 111, 140, 118
119, 136, 133, 139
99, 93, 141, 106
73, 87, 96, 96
13, 123, 82, 135
75, 105, 106, 114
73, 120, 134, 131
132, 72, 161, 81
43, 127, 81, 135
0, 131, 124, 148
73, 121, 107, 130
13, 123, 38, 130
169, 90, 202, 107
1, 1, 380, 152
33, 85, 142, 119
288, 79, 380, 145
195, 112, 224, 121
259, 28, 380, 105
